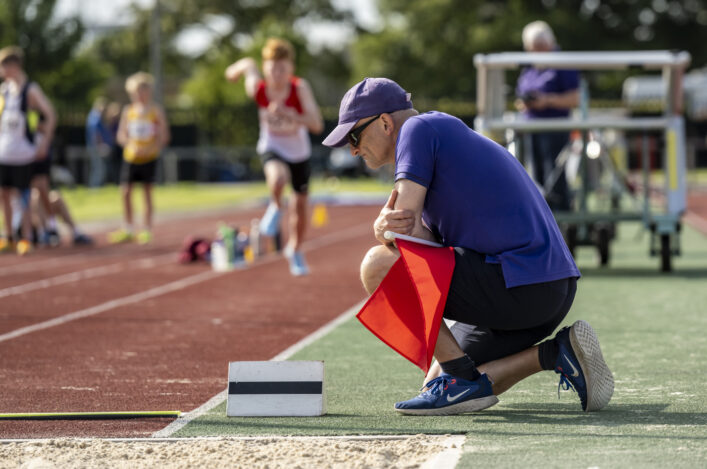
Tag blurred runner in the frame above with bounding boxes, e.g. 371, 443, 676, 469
109, 72, 170, 245
225, 38, 323, 276
0, 46, 56, 255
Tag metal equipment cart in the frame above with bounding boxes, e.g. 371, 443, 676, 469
474, 51, 691, 272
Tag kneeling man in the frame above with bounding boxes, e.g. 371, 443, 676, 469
322, 78, 613, 415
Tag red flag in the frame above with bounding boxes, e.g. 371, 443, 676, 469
356, 239, 455, 373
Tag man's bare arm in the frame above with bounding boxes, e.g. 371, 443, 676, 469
393, 178, 437, 242
373, 179, 436, 246
28, 84, 56, 158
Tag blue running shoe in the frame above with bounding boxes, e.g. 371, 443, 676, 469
259, 203, 281, 237
554, 320, 614, 412
73, 233, 94, 246
285, 249, 310, 276
394, 373, 498, 416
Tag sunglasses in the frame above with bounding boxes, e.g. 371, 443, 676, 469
347, 115, 381, 148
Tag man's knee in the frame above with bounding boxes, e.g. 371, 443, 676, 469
360, 244, 398, 295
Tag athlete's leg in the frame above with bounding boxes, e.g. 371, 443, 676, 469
121, 182, 133, 229
143, 183, 153, 231
17, 188, 32, 242
32, 174, 55, 219
1, 188, 13, 239
288, 191, 308, 251
263, 160, 289, 209
49, 190, 75, 229
285, 160, 311, 252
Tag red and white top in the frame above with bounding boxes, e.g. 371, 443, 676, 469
255, 77, 310, 163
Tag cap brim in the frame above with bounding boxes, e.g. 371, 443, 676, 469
322, 121, 357, 147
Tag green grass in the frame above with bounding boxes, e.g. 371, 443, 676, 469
57, 178, 391, 223
175, 222, 707, 467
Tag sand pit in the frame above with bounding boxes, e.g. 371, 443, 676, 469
1, 434, 459, 469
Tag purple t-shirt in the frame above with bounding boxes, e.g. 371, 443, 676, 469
516, 67, 580, 119
395, 112, 580, 288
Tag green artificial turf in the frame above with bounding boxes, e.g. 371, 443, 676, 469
175, 222, 707, 467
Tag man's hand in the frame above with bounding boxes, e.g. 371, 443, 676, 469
374, 189, 414, 245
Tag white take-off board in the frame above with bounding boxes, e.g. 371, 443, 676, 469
227, 361, 326, 417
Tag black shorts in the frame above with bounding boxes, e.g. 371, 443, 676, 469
443, 247, 577, 366
32, 154, 52, 177
260, 152, 311, 194
0, 163, 33, 190
121, 160, 157, 184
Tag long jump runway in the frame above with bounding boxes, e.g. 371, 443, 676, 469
0, 203, 379, 438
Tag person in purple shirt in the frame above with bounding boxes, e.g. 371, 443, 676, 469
323, 77, 613, 415
515, 21, 579, 211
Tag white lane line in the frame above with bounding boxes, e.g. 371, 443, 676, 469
0, 222, 371, 345
0, 254, 175, 299
0, 254, 92, 277
0, 269, 222, 344
152, 299, 364, 438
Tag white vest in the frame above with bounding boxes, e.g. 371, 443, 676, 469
0, 81, 36, 165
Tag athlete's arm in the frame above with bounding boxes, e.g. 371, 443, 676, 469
155, 105, 170, 148
293, 79, 323, 134
373, 179, 435, 246
224, 57, 261, 98
28, 84, 56, 159
116, 106, 129, 147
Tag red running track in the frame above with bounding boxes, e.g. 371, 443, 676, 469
0, 204, 379, 438
1, 187, 704, 439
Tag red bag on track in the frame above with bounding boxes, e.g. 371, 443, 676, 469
178, 236, 211, 264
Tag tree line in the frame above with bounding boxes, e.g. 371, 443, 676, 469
2, 0, 706, 144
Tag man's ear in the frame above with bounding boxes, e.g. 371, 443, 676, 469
381, 113, 395, 136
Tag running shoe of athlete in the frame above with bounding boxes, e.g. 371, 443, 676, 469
73, 232, 94, 246
16, 239, 32, 256
394, 373, 498, 416
284, 245, 309, 276
554, 320, 614, 411
108, 229, 134, 244
137, 230, 153, 245
0, 237, 13, 253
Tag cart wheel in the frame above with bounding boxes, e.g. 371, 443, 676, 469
598, 226, 610, 266
660, 234, 672, 273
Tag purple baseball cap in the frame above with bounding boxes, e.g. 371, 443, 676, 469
322, 78, 413, 147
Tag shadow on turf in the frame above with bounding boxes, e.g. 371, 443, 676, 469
580, 267, 707, 278
182, 404, 707, 437
477, 402, 707, 430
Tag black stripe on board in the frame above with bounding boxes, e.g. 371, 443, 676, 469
228, 381, 323, 395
